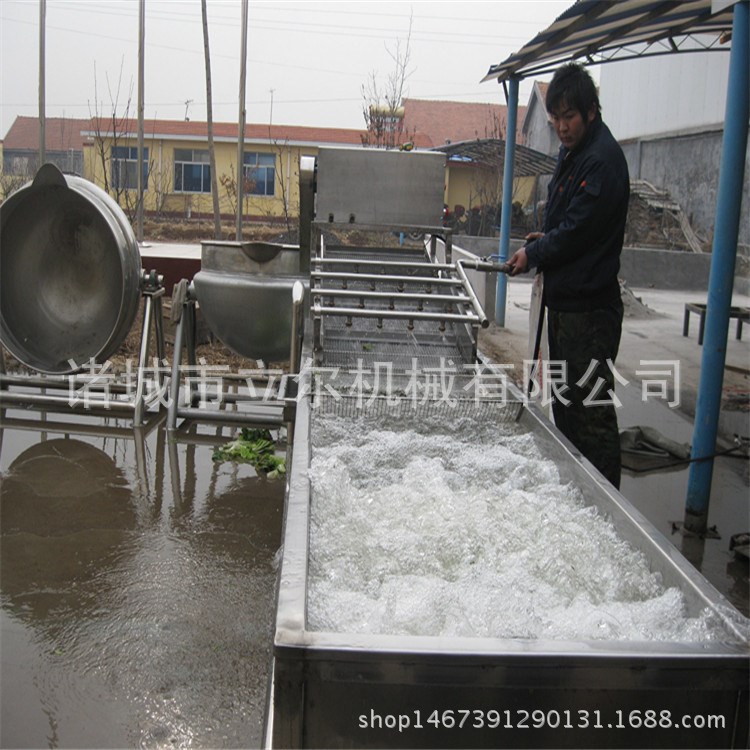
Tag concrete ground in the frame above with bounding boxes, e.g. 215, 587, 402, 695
480, 281, 749, 440
480, 281, 749, 615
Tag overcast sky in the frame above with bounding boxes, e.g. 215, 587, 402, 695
0, 0, 574, 139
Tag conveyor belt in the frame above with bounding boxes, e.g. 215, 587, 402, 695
311, 242, 483, 370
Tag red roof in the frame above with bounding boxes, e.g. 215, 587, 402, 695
3, 116, 89, 151
83, 117, 371, 146
3, 115, 370, 149
401, 98, 527, 146
3, 100, 527, 153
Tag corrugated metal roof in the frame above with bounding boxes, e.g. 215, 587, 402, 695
433, 138, 558, 177
481, 0, 735, 83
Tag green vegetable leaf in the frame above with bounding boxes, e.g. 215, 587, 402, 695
212, 427, 286, 478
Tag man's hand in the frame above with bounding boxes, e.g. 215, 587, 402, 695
507, 247, 528, 276
507, 232, 544, 276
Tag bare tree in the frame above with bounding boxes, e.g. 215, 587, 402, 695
88, 59, 153, 223
0, 172, 28, 200
267, 133, 296, 238
464, 112, 528, 237
149, 154, 173, 217
88, 60, 130, 195
201, 0, 222, 239
361, 12, 415, 149
219, 165, 241, 219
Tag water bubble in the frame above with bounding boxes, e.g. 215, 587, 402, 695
307, 412, 735, 643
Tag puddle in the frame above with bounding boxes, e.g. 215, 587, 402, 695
617, 384, 749, 617
0, 413, 284, 748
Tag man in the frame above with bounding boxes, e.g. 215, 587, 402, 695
507, 62, 630, 488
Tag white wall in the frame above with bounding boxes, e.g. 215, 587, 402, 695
599, 51, 730, 140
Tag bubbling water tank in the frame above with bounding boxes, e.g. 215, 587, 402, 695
0, 164, 142, 375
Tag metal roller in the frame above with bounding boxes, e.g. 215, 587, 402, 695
0, 163, 142, 374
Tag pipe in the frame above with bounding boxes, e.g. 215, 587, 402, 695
459, 257, 511, 274
290, 280, 305, 374
175, 406, 287, 426
313, 303, 486, 328
313, 289, 473, 304
167, 301, 188, 430
312, 271, 462, 287
685, 0, 749, 535
0, 390, 137, 411
495, 76, 519, 327
454, 260, 489, 327
313, 257, 455, 272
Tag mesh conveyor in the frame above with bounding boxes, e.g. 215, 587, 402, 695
311, 235, 486, 371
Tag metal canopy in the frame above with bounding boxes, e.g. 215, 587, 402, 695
483, 0, 749, 536
481, 0, 735, 83
433, 138, 558, 177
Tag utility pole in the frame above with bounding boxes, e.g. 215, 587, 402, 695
136, 0, 145, 243
201, 0, 221, 239
39, 0, 46, 167
236, 0, 248, 240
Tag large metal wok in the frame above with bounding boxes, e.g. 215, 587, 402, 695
0, 164, 142, 374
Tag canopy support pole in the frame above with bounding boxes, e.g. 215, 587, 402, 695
684, 0, 749, 534
495, 76, 519, 327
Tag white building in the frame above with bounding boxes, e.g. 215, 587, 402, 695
599, 51, 748, 248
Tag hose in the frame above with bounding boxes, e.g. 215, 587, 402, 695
624, 444, 749, 473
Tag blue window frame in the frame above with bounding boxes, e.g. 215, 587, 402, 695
243, 152, 275, 196
111, 146, 149, 190
174, 149, 211, 193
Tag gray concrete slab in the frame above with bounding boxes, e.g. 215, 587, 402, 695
481, 281, 749, 441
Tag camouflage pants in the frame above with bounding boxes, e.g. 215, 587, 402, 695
547, 301, 624, 488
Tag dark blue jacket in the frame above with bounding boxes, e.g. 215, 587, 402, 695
525, 115, 629, 312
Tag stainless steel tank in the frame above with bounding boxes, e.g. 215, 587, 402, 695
270, 376, 750, 749
193, 241, 308, 363
0, 163, 142, 374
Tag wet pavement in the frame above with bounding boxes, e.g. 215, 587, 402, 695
1, 414, 284, 748
618, 382, 749, 617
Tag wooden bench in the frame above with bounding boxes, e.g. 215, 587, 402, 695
682, 303, 749, 345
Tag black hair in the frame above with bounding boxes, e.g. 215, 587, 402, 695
545, 62, 601, 119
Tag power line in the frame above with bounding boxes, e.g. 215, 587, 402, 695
38, 0, 566, 29
5, 89, 506, 115
2, 3, 560, 46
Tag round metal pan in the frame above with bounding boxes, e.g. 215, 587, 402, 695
0, 164, 142, 374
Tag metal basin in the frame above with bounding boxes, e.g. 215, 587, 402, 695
193, 241, 307, 363
0, 164, 141, 374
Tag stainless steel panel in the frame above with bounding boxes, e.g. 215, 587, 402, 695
201, 241, 301, 276
315, 148, 446, 227
192, 272, 307, 363
194, 241, 308, 362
